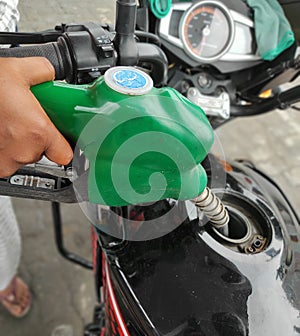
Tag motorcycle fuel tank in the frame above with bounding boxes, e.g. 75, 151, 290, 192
99, 154, 300, 335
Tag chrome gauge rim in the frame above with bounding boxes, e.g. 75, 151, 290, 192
179, 0, 235, 63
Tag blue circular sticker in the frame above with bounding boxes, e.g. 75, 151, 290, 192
113, 70, 147, 89
104, 67, 153, 95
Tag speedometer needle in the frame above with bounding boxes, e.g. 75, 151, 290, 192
198, 25, 210, 55
202, 25, 210, 37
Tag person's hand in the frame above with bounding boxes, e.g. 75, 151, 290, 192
0, 57, 73, 177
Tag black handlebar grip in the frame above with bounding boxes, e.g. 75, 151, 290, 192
0, 41, 72, 80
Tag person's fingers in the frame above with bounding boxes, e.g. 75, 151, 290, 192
24, 90, 74, 166
25, 90, 74, 165
44, 125, 73, 165
0, 159, 21, 178
0, 57, 72, 176
0, 75, 73, 167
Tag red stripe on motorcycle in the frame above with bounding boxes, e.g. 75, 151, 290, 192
105, 261, 130, 336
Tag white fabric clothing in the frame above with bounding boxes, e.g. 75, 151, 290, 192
0, 0, 21, 291
0, 197, 21, 290
0, 0, 19, 32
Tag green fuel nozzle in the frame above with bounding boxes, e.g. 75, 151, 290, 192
31, 67, 214, 206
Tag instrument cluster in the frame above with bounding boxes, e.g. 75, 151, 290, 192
158, 0, 261, 72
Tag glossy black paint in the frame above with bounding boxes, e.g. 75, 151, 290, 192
97, 155, 300, 335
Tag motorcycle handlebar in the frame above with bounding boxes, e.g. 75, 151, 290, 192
0, 32, 168, 85
231, 85, 300, 117
0, 40, 71, 80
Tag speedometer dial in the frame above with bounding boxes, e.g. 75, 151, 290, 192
180, 1, 234, 62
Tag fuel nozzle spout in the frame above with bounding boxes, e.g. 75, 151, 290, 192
192, 187, 230, 232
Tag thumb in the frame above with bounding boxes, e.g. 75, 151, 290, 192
14, 57, 55, 86
0, 57, 55, 87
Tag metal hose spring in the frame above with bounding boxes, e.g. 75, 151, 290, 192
192, 187, 229, 229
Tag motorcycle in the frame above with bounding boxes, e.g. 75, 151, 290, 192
1, 0, 300, 335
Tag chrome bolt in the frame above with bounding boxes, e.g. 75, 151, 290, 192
66, 168, 77, 181
188, 88, 197, 97
198, 73, 211, 88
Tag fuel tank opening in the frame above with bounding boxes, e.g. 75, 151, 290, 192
206, 192, 272, 254
213, 206, 252, 244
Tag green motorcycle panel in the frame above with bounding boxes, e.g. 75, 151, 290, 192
31, 77, 214, 206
